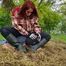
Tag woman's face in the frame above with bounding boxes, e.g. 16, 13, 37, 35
26, 8, 33, 16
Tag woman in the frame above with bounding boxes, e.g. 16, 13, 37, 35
0, 0, 51, 52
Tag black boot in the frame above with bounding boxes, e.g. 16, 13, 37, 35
6, 33, 27, 52
30, 38, 47, 52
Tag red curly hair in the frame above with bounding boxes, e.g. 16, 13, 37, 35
18, 0, 38, 19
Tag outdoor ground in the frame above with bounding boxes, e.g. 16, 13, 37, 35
0, 40, 66, 66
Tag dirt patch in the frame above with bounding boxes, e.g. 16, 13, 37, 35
0, 40, 66, 66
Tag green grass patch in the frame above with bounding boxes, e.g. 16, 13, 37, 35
0, 33, 5, 40
51, 34, 66, 43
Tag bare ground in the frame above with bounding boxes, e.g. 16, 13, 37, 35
0, 40, 66, 66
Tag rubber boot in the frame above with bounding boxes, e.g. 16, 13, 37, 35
6, 33, 27, 52
30, 38, 47, 52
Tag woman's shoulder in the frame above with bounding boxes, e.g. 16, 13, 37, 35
11, 6, 20, 16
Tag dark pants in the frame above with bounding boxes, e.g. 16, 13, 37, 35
0, 27, 51, 46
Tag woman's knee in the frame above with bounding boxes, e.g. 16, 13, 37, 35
46, 34, 51, 41
0, 28, 10, 36
41, 32, 51, 41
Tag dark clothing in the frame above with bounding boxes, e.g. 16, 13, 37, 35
0, 27, 24, 38
0, 27, 51, 47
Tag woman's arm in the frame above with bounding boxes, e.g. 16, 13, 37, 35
12, 18, 29, 35
32, 17, 42, 34
11, 7, 28, 35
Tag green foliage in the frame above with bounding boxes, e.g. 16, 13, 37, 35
60, 1, 66, 34
2, 0, 15, 11
61, 20, 66, 33
38, 3, 62, 33
61, 4, 66, 15
0, 8, 11, 29
52, 34, 66, 43
13, 0, 24, 6
0, 33, 5, 40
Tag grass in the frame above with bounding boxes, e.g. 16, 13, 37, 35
51, 34, 66, 43
0, 34, 66, 66
0, 33, 5, 40
0, 40, 66, 66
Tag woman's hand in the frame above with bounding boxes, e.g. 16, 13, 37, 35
23, 31, 29, 35
25, 31, 29, 35
37, 33, 41, 42
34, 27, 41, 34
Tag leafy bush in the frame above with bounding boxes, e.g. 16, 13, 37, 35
38, 3, 62, 33
0, 8, 11, 29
